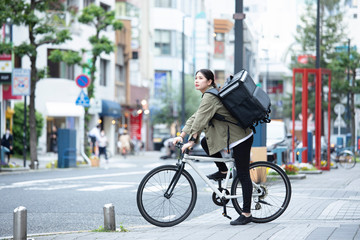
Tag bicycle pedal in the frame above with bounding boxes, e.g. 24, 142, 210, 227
222, 213, 232, 220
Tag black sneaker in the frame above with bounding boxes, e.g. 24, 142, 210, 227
206, 171, 231, 180
230, 214, 252, 225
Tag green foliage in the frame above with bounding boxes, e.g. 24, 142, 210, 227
287, 0, 350, 120
12, 103, 44, 156
150, 74, 201, 127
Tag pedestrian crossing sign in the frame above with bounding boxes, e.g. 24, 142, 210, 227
75, 89, 90, 107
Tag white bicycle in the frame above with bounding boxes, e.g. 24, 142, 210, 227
137, 143, 292, 227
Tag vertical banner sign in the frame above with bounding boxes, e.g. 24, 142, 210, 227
0, 53, 12, 82
130, 112, 142, 140
12, 68, 31, 96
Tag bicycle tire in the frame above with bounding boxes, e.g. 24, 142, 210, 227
137, 165, 197, 227
231, 161, 291, 223
338, 150, 356, 169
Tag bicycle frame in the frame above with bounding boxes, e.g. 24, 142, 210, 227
180, 154, 263, 201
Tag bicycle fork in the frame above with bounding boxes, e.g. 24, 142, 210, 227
163, 162, 185, 199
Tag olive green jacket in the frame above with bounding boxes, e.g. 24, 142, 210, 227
182, 86, 252, 155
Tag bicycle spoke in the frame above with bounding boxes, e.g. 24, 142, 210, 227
137, 165, 197, 227
231, 161, 291, 223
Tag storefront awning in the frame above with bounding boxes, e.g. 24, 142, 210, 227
46, 102, 84, 117
100, 99, 121, 118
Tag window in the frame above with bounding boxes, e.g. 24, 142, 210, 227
100, 59, 109, 86
115, 64, 125, 83
154, 30, 171, 56
83, 0, 95, 7
47, 49, 75, 80
132, 51, 138, 59
100, 2, 110, 12
154, 71, 171, 98
154, 0, 172, 8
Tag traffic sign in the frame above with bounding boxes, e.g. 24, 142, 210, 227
334, 103, 345, 115
75, 89, 90, 107
334, 116, 346, 127
75, 74, 90, 88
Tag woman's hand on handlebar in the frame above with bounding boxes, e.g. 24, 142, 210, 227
181, 141, 195, 153
172, 136, 183, 145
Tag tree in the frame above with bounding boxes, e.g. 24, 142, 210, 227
49, 4, 123, 153
289, 0, 351, 137
0, 0, 71, 169
151, 74, 201, 130
328, 49, 360, 147
13, 103, 44, 157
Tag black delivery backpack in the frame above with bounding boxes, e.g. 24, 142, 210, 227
206, 69, 271, 132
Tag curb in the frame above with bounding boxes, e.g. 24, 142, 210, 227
287, 173, 306, 179
298, 170, 323, 174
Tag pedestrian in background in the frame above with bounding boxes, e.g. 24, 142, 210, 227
1, 129, 13, 163
50, 125, 58, 153
88, 124, 100, 156
98, 130, 108, 160
119, 130, 131, 158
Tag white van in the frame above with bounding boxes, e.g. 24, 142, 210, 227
266, 120, 292, 164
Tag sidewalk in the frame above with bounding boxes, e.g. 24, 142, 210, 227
7, 161, 360, 240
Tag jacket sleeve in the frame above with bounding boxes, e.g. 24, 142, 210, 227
186, 93, 221, 137
182, 112, 195, 134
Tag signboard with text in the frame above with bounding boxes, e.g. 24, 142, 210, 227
12, 68, 31, 96
0, 53, 12, 83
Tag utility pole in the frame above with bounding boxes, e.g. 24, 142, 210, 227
346, 39, 351, 132
234, 0, 244, 73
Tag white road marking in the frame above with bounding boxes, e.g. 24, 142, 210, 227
0, 171, 148, 190
77, 184, 134, 192
24, 184, 84, 191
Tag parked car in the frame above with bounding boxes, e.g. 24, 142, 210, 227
266, 120, 292, 163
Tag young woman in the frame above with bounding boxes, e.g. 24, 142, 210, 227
173, 69, 254, 225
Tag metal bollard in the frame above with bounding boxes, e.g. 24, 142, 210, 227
103, 203, 115, 231
13, 206, 27, 240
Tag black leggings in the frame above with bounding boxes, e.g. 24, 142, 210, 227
201, 136, 253, 213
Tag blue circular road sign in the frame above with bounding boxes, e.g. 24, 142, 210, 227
75, 74, 91, 88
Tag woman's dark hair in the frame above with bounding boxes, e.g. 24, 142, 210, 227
196, 69, 216, 88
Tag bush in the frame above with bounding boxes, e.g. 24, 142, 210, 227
12, 103, 44, 156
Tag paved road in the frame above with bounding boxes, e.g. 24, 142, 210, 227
1, 153, 360, 240
0, 151, 219, 238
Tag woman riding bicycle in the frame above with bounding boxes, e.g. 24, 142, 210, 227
173, 69, 254, 225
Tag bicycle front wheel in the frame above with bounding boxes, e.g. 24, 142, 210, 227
136, 165, 197, 227
338, 150, 356, 169
231, 161, 291, 223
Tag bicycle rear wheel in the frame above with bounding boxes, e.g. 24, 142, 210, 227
338, 150, 356, 169
231, 161, 291, 223
137, 165, 197, 227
